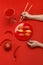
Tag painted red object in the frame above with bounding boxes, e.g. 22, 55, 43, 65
15, 22, 33, 41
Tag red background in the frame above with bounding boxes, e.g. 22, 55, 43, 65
0, 0, 43, 65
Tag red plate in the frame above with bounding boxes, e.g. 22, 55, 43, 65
14, 22, 33, 41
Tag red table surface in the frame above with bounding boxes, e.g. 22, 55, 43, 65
0, 0, 43, 65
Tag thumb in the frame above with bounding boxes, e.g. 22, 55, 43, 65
28, 40, 33, 43
27, 41, 33, 46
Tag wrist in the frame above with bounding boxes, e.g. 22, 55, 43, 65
27, 14, 33, 19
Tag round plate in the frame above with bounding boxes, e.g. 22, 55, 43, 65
14, 22, 33, 41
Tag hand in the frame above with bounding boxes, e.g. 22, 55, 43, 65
27, 40, 43, 48
21, 12, 31, 20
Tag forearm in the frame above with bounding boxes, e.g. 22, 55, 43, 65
38, 42, 43, 48
27, 15, 43, 21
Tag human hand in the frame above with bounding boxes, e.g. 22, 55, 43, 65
27, 40, 43, 48
21, 12, 31, 20
21, 12, 29, 17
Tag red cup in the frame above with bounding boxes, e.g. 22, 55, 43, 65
4, 8, 15, 23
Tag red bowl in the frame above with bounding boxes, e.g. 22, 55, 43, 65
4, 8, 15, 18
4, 8, 15, 23
14, 22, 33, 41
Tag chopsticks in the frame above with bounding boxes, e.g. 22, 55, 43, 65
24, 2, 29, 12
28, 5, 32, 12
19, 2, 32, 22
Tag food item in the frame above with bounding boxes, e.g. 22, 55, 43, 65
25, 32, 30, 36
25, 30, 31, 33
15, 22, 33, 41
4, 41, 12, 51
18, 29, 23, 32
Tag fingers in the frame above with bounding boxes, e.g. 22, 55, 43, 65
21, 12, 26, 16
27, 42, 34, 48
27, 39, 36, 42
27, 40, 33, 45
29, 40, 37, 43
19, 15, 25, 22
29, 40, 33, 42
27, 40, 36, 46
27, 42, 33, 45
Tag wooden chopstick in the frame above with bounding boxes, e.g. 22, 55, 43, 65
24, 2, 29, 12
28, 5, 32, 12
19, 2, 32, 22
19, 2, 29, 22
